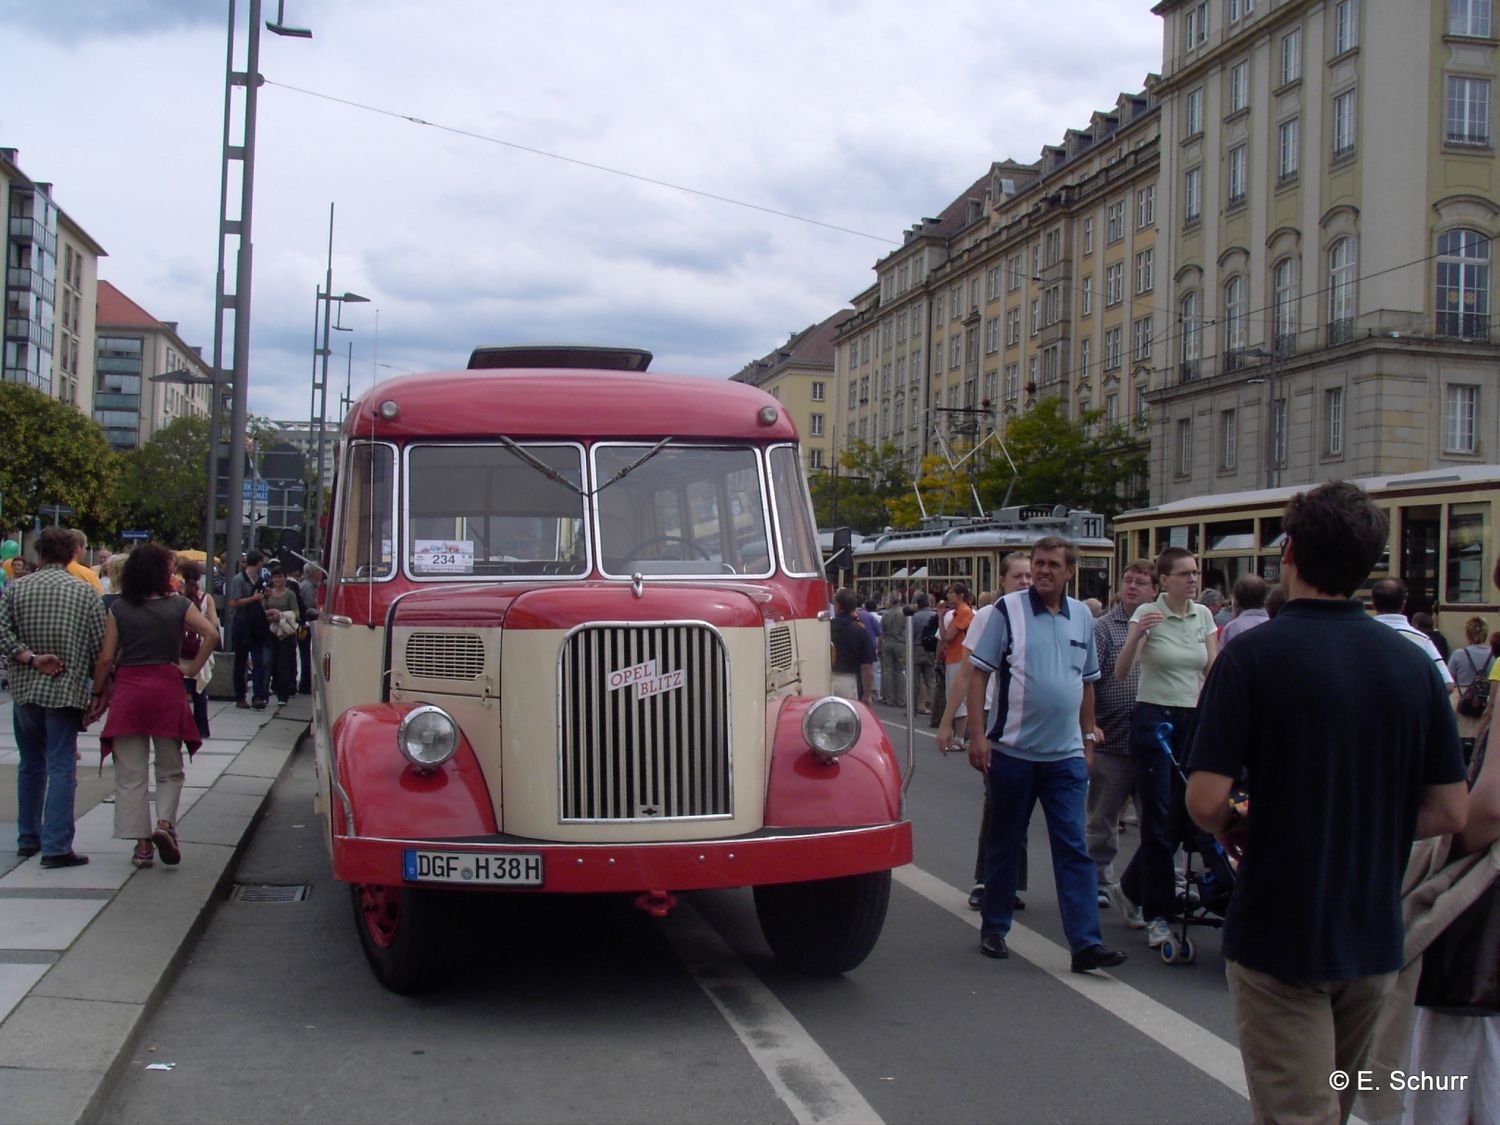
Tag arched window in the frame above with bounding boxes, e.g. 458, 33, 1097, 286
1273, 257, 1299, 353
1180, 292, 1201, 379
1327, 238, 1356, 345
1223, 275, 1247, 362
1436, 229, 1491, 339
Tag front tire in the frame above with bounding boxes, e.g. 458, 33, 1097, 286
753, 870, 891, 976
351, 883, 445, 994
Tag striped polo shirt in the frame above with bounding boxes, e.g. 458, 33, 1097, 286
969, 587, 1099, 762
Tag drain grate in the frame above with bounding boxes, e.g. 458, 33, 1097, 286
230, 883, 310, 903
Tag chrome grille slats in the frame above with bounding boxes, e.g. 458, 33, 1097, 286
559, 623, 731, 822
767, 624, 794, 673
403, 632, 486, 680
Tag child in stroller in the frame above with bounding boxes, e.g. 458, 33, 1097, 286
1153, 720, 1241, 964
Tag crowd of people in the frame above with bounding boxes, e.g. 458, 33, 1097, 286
0, 532, 325, 875
832, 479, 1499, 1124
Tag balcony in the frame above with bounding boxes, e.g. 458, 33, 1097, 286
1179, 360, 1199, 383
1436, 315, 1490, 341
7, 217, 56, 254
4, 318, 53, 351
5, 267, 55, 305
1327, 318, 1356, 347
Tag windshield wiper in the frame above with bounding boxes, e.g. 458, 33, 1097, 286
595, 437, 674, 495
496, 435, 585, 497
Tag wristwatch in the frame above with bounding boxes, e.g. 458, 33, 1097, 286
1084, 732, 1097, 744
16, 651, 32, 667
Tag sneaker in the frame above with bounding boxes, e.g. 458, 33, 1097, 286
1110, 883, 1145, 929
1070, 944, 1127, 973
1098, 887, 1112, 908
151, 821, 181, 866
967, 883, 983, 910
1146, 917, 1172, 948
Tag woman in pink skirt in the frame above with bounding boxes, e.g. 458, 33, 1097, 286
88, 544, 218, 868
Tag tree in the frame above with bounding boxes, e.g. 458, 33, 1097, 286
978, 397, 1148, 520
117, 416, 211, 548
810, 441, 913, 534
886, 453, 981, 529
0, 382, 119, 539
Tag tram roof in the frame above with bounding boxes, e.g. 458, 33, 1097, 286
1117, 463, 1500, 524
341, 368, 799, 443
854, 515, 1112, 556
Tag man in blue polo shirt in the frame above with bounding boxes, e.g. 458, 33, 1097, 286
965, 536, 1128, 972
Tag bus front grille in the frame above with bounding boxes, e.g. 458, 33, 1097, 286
558, 624, 732, 822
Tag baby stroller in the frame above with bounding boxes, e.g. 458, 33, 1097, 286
1153, 721, 1238, 965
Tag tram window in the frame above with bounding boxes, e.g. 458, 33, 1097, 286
1207, 519, 1255, 551
1445, 502, 1489, 604
1260, 517, 1284, 549
337, 443, 395, 581
1399, 505, 1441, 615
1156, 524, 1196, 554
1077, 557, 1110, 602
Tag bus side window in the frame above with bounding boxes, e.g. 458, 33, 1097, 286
337, 444, 395, 580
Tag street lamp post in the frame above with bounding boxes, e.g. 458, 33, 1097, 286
1245, 345, 1281, 489
307, 203, 368, 559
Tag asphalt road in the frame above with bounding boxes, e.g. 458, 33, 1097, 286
101, 709, 1252, 1124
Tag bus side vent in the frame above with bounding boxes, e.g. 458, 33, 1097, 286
404, 632, 487, 680
767, 625, 794, 674
559, 624, 732, 822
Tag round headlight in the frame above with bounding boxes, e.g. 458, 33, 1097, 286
397, 705, 459, 770
801, 696, 861, 760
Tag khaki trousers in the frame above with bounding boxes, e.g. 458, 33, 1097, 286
1227, 959, 1395, 1125
111, 734, 184, 839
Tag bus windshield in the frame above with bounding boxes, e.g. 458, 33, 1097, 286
594, 444, 773, 576
406, 443, 588, 577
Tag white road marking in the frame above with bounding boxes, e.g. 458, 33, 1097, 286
894, 864, 1250, 1101
661, 904, 885, 1125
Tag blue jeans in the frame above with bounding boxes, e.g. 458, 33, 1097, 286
233, 635, 272, 702
14, 702, 83, 857
980, 750, 1102, 953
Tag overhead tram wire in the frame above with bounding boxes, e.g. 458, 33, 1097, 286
265, 79, 900, 245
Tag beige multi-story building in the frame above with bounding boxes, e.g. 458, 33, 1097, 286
1, 147, 106, 414
1148, 0, 1498, 501
94, 280, 212, 449
830, 90, 1161, 496
730, 310, 851, 473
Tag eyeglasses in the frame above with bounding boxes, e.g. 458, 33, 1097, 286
1168, 569, 1200, 579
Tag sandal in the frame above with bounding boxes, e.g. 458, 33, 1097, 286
132, 842, 155, 869
151, 821, 181, 866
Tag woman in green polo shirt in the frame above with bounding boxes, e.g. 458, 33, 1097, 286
1111, 546, 1218, 949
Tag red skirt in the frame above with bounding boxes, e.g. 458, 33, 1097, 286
100, 663, 203, 760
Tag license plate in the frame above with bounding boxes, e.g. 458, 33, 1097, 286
402, 850, 543, 886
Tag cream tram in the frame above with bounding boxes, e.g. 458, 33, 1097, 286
850, 506, 1114, 602
1113, 465, 1500, 649
313, 346, 911, 992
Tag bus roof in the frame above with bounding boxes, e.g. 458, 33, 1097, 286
341, 368, 800, 443
1117, 463, 1500, 523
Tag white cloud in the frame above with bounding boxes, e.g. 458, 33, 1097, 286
0, 0, 1162, 419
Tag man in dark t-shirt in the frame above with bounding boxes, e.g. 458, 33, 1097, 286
829, 588, 874, 702
1185, 482, 1468, 1125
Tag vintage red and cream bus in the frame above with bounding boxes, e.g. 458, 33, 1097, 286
312, 346, 912, 992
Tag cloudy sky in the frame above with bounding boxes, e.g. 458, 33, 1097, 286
1, 1, 1162, 421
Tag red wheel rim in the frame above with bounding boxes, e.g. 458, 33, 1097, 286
358, 884, 400, 950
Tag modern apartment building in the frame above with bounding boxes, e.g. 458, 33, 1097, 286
1148, 0, 1498, 500
1, 147, 106, 411
730, 310, 851, 473
94, 280, 212, 449
831, 90, 1161, 487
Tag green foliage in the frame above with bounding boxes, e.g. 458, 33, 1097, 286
979, 397, 1148, 520
0, 382, 119, 539
809, 441, 913, 534
116, 415, 212, 548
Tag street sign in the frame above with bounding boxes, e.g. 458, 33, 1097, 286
242, 480, 271, 502
120, 529, 151, 541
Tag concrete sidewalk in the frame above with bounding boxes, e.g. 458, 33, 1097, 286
0, 693, 311, 1123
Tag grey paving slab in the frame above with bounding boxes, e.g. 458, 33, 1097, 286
0, 1064, 100, 1125
0, 849, 132, 892
203, 773, 274, 799
174, 789, 271, 848
0, 994, 143, 1072
224, 743, 295, 780
181, 752, 233, 788
0, 900, 106, 952
0, 962, 49, 1025
32, 843, 234, 1007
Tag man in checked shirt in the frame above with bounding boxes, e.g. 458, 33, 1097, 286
0, 527, 106, 867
